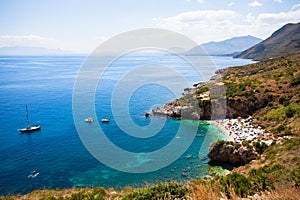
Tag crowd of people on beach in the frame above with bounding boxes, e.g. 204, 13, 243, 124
216, 117, 273, 145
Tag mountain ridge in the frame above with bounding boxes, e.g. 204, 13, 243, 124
186, 35, 262, 56
236, 22, 300, 61
0, 46, 75, 56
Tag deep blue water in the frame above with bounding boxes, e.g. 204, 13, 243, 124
0, 54, 253, 195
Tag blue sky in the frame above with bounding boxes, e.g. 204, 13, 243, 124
0, 0, 299, 53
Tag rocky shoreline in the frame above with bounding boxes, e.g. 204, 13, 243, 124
150, 68, 278, 167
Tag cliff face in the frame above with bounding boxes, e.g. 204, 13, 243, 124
152, 96, 270, 120
152, 99, 211, 120
208, 141, 259, 166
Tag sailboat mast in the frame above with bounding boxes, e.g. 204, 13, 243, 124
26, 105, 30, 128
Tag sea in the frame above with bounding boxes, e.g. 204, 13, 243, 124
0, 53, 254, 195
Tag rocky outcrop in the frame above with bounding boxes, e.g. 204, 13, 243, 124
152, 99, 209, 120
152, 94, 271, 120
208, 141, 259, 166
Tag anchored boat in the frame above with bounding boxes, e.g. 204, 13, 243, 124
18, 105, 41, 133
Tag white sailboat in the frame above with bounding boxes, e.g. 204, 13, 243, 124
18, 105, 41, 133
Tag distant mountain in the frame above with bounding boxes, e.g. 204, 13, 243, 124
0, 46, 71, 55
236, 22, 300, 61
186, 35, 262, 56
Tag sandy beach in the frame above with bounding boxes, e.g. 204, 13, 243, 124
214, 117, 274, 145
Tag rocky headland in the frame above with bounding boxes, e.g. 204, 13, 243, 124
152, 53, 300, 169
208, 140, 267, 166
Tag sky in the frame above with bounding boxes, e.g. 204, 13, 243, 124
0, 0, 299, 53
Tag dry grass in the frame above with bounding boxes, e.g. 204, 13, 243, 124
188, 182, 300, 200
187, 181, 234, 200
251, 187, 300, 200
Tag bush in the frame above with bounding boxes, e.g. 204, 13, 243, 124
242, 140, 252, 148
253, 142, 268, 154
67, 188, 106, 200
277, 125, 285, 132
290, 73, 300, 87
196, 86, 209, 94
234, 143, 241, 150
285, 107, 295, 118
279, 96, 290, 106
122, 182, 188, 200
284, 129, 292, 135
219, 173, 252, 198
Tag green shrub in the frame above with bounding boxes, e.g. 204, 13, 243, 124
196, 86, 209, 94
291, 166, 300, 187
284, 129, 292, 135
122, 182, 188, 200
277, 125, 285, 132
285, 107, 295, 118
290, 73, 300, 87
279, 96, 290, 106
242, 140, 252, 148
219, 173, 252, 198
234, 143, 241, 150
253, 142, 268, 154
66, 187, 106, 200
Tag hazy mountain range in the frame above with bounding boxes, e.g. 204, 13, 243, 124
0, 46, 71, 56
186, 35, 262, 56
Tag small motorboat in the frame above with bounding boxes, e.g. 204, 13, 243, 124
85, 117, 94, 123
18, 105, 41, 133
101, 118, 110, 123
28, 170, 39, 178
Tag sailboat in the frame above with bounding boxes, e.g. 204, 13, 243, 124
18, 105, 41, 133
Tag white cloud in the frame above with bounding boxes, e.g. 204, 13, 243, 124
228, 2, 235, 7
156, 10, 240, 43
292, 4, 300, 10
155, 8, 300, 44
197, 0, 205, 4
95, 36, 109, 42
157, 10, 237, 25
274, 0, 282, 3
0, 35, 57, 48
256, 9, 300, 25
246, 13, 256, 23
249, 1, 262, 7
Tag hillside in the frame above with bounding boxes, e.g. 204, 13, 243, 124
186, 35, 262, 56
236, 22, 300, 61
224, 54, 300, 135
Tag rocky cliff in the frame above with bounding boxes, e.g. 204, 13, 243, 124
208, 141, 262, 166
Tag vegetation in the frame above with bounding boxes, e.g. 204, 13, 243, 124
224, 54, 300, 135
195, 86, 209, 94
122, 182, 188, 200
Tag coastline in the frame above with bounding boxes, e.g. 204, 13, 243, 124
213, 118, 274, 145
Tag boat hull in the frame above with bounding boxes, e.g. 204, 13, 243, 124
18, 125, 41, 133
101, 118, 110, 123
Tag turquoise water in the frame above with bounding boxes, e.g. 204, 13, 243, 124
0, 55, 253, 195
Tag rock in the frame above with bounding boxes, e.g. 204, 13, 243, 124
208, 141, 259, 166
